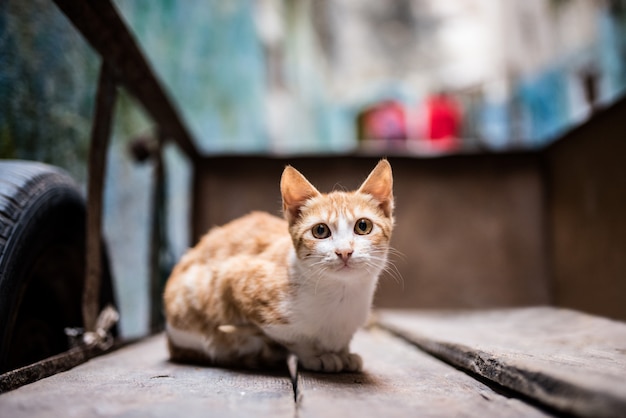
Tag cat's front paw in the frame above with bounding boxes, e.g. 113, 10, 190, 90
299, 352, 362, 373
343, 352, 363, 372
299, 353, 341, 372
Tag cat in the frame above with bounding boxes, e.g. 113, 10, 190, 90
163, 159, 394, 372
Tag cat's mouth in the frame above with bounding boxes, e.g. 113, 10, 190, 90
335, 259, 360, 271
320, 255, 365, 273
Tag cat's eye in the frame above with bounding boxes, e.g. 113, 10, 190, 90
312, 223, 331, 239
354, 218, 373, 235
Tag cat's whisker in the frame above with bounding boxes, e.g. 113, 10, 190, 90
364, 255, 404, 288
370, 247, 406, 288
362, 263, 382, 278
383, 262, 405, 289
384, 247, 406, 289
386, 246, 406, 261
313, 266, 329, 295
301, 258, 329, 286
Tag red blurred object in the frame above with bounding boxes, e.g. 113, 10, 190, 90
362, 100, 407, 141
423, 93, 462, 150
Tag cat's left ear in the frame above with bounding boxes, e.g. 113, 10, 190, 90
281, 166, 321, 224
358, 159, 394, 218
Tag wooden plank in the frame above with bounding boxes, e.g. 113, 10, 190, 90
378, 307, 626, 418
0, 334, 294, 418
296, 328, 549, 418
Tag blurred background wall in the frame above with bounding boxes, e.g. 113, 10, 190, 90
1, 0, 625, 337
193, 155, 552, 311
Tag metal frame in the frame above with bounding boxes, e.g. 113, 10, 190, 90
0, 0, 199, 391
52, 0, 201, 334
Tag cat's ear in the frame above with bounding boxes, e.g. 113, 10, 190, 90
281, 165, 321, 224
358, 159, 394, 218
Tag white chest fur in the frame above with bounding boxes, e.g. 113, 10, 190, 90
264, 260, 380, 353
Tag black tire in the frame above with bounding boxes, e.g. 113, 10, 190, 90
0, 160, 116, 373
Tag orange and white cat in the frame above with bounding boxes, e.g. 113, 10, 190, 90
163, 159, 394, 372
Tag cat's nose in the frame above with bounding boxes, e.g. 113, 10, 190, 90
335, 250, 353, 263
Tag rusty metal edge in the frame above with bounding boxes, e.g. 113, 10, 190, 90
0, 344, 105, 394
82, 62, 117, 332
52, 0, 201, 163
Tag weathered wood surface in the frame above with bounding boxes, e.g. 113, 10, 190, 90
4, 308, 622, 417
0, 335, 295, 417
296, 328, 549, 418
378, 307, 626, 418
0, 330, 549, 418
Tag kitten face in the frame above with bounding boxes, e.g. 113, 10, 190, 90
291, 192, 393, 278
281, 159, 394, 279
